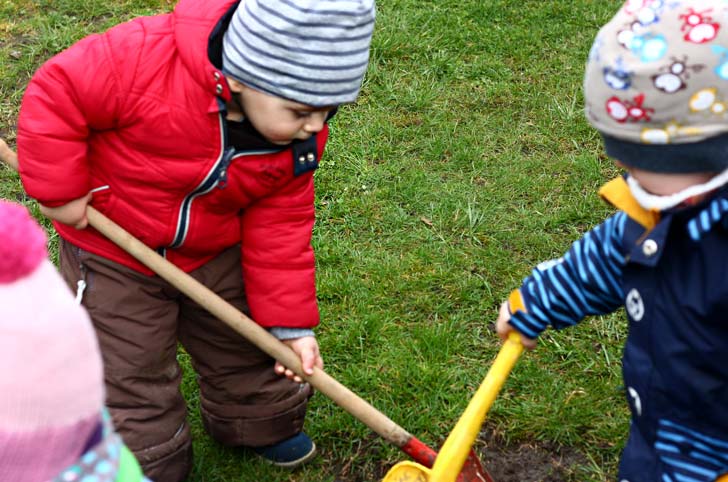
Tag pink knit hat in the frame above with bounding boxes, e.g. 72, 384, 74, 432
0, 200, 105, 481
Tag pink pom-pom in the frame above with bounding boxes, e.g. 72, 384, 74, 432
0, 201, 48, 283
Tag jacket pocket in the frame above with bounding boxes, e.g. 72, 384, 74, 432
90, 184, 114, 213
89, 184, 156, 245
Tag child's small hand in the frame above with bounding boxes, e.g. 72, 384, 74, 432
496, 300, 538, 350
275, 335, 323, 383
39, 193, 92, 229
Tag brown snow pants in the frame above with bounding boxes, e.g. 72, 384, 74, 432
59, 240, 312, 482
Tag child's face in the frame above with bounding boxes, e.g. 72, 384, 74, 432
228, 79, 333, 145
617, 161, 716, 196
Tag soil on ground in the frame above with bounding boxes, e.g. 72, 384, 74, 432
479, 431, 589, 482
330, 431, 590, 482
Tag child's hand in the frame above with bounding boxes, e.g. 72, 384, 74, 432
39, 193, 92, 229
496, 300, 538, 350
275, 335, 323, 383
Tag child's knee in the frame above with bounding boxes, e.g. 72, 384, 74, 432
200, 382, 312, 447
131, 421, 193, 482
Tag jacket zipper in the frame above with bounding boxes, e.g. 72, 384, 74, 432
168, 111, 277, 250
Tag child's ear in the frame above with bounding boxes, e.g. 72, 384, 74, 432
225, 75, 245, 93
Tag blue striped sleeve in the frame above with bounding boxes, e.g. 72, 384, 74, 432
509, 212, 628, 338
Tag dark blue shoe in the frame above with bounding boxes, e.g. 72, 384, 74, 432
251, 432, 317, 468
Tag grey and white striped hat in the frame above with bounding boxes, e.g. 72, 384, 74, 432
222, 0, 376, 107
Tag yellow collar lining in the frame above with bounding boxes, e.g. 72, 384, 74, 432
599, 177, 660, 229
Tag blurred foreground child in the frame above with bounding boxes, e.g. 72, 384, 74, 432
0, 200, 149, 482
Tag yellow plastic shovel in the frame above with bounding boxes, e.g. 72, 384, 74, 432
383, 331, 524, 482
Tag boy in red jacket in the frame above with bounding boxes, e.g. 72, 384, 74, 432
15, 0, 375, 480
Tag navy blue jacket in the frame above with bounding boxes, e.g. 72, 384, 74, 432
507, 176, 728, 480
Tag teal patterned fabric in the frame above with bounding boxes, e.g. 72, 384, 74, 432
53, 411, 150, 482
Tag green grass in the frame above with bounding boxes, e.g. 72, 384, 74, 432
1, 1, 629, 480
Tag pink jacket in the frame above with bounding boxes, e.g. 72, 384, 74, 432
17, 0, 326, 329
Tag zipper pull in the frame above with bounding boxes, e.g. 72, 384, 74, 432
75, 279, 87, 304
75, 263, 88, 304
217, 147, 235, 189
218, 167, 228, 189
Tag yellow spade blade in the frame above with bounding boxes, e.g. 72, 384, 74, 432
383, 461, 431, 482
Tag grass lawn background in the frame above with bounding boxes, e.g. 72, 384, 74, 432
1, 1, 628, 480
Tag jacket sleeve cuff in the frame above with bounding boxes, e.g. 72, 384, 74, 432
269, 327, 316, 340
35, 198, 71, 208
507, 288, 543, 340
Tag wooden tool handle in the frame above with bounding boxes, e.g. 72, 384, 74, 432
0, 139, 412, 447
88, 206, 413, 446
0, 139, 18, 171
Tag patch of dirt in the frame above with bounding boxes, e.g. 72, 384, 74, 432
477, 430, 589, 482
326, 431, 589, 482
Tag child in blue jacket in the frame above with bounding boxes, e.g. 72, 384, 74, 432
496, 1, 728, 481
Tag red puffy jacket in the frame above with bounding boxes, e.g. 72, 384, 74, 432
17, 0, 326, 329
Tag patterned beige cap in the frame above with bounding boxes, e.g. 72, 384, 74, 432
584, 0, 728, 172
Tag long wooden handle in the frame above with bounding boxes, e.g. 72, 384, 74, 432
0, 140, 412, 447
0, 139, 18, 171
87, 207, 413, 445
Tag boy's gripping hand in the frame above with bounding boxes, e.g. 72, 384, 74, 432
39, 193, 92, 229
275, 336, 323, 383
496, 300, 538, 350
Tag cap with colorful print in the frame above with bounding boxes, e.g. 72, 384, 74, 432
584, 0, 728, 173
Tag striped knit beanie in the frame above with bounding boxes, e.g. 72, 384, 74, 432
0, 200, 105, 482
584, 0, 728, 173
222, 0, 376, 107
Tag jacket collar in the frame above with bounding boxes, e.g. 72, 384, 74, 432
172, 0, 237, 109
599, 175, 661, 230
